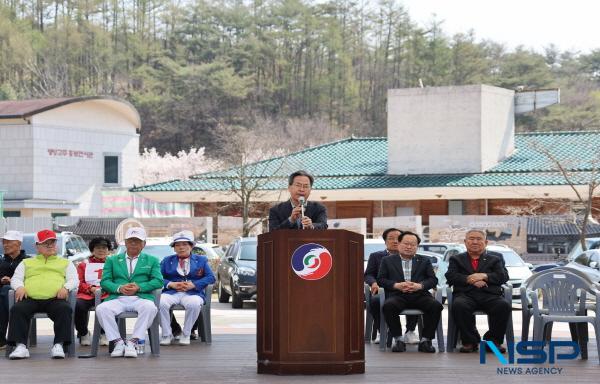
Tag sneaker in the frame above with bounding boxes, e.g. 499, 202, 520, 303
160, 334, 173, 345
80, 334, 91, 346
178, 335, 191, 345
373, 333, 380, 344
190, 332, 198, 340
404, 330, 420, 344
51, 343, 65, 359
417, 340, 436, 353
124, 340, 138, 358
0, 341, 6, 350
391, 338, 406, 352
9, 344, 30, 359
111, 340, 125, 357
99, 334, 109, 346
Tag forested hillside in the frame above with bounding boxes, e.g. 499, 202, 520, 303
1, 0, 599, 156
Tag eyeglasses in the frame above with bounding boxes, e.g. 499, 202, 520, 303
39, 240, 57, 247
292, 183, 311, 189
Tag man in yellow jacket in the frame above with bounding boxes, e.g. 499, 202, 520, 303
7, 229, 78, 359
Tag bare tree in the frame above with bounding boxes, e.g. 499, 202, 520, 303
214, 126, 292, 237
527, 138, 600, 251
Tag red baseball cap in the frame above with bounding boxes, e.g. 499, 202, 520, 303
35, 229, 57, 244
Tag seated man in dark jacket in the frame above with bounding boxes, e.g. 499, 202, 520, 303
445, 229, 510, 353
377, 231, 443, 353
1, 231, 28, 349
364, 228, 418, 344
268, 170, 327, 231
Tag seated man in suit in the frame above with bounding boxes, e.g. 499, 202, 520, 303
377, 231, 442, 353
364, 228, 418, 344
445, 229, 510, 353
7, 229, 79, 359
268, 170, 328, 231
95, 227, 163, 358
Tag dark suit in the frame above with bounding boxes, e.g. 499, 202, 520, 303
365, 250, 417, 336
445, 251, 510, 345
377, 254, 442, 339
268, 200, 328, 231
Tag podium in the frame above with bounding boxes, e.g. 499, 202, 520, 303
257, 229, 365, 375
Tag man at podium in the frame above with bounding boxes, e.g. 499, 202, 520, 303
268, 170, 328, 231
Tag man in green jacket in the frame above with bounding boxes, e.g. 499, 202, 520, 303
7, 229, 79, 359
95, 227, 163, 358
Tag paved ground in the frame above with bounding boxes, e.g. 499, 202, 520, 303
0, 295, 597, 384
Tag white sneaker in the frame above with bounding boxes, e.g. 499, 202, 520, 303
99, 334, 109, 346
404, 330, 420, 344
178, 335, 191, 345
51, 343, 65, 359
80, 334, 91, 346
9, 344, 30, 360
111, 340, 125, 358
373, 333, 380, 344
124, 340, 138, 358
160, 334, 173, 345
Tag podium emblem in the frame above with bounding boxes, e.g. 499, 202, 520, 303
291, 243, 333, 280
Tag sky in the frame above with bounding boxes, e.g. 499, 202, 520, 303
402, 0, 598, 53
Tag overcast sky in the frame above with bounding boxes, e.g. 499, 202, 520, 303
402, 0, 597, 53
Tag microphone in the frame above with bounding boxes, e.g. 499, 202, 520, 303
298, 197, 306, 229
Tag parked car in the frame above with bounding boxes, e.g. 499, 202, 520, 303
486, 245, 533, 299
566, 237, 600, 262
363, 239, 385, 270
547, 250, 600, 283
216, 237, 257, 308
0, 231, 90, 264
115, 237, 222, 272
418, 242, 463, 255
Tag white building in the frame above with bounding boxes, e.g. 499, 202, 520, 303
0, 96, 140, 217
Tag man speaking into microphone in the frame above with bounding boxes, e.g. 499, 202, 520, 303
268, 170, 328, 231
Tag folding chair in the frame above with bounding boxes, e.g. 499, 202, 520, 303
5, 289, 77, 357
170, 284, 213, 344
529, 269, 600, 363
82, 288, 161, 357
378, 287, 445, 352
446, 283, 514, 352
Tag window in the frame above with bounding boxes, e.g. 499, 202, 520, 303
51, 213, 67, 218
396, 207, 414, 216
3, 211, 20, 217
104, 155, 119, 184
448, 200, 464, 215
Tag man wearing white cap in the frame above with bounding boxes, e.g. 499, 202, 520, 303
7, 229, 79, 359
95, 226, 163, 358
159, 230, 215, 345
1, 231, 28, 349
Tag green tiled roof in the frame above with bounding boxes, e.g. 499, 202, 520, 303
131, 131, 600, 192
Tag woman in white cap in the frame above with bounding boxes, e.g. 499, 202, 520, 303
159, 230, 215, 345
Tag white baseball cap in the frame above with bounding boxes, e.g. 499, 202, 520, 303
2, 230, 23, 242
125, 227, 147, 241
170, 230, 195, 247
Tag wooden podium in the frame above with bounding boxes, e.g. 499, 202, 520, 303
257, 229, 365, 375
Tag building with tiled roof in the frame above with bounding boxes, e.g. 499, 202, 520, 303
131, 85, 600, 235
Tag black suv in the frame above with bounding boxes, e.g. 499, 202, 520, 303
216, 237, 257, 308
